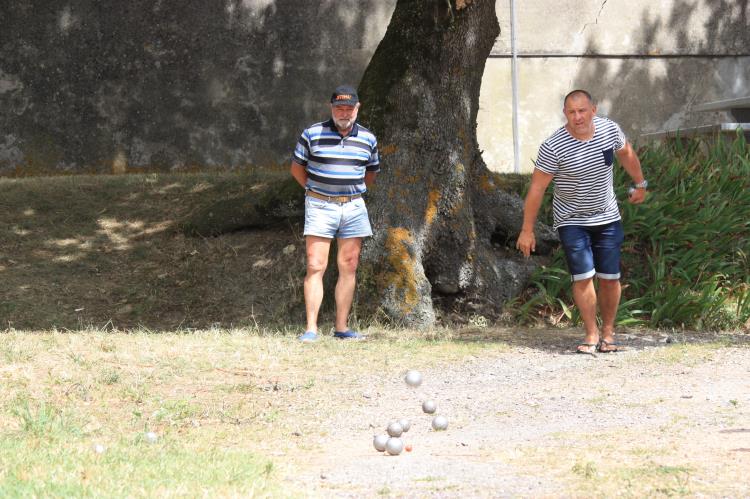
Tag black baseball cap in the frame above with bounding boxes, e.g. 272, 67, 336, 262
331, 85, 359, 106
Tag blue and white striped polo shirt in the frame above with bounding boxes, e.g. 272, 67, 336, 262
292, 119, 380, 196
535, 116, 626, 229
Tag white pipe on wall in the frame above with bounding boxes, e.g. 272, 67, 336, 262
510, 0, 520, 173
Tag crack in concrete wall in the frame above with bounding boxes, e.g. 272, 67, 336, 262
579, 0, 609, 35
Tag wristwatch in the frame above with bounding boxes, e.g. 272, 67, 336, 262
634, 179, 648, 189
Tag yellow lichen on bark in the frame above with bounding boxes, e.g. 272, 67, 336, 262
380, 144, 398, 156
379, 227, 419, 312
425, 189, 441, 225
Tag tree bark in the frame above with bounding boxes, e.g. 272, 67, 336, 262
357, 0, 556, 327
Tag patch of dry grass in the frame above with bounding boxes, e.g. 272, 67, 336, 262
2, 328, 748, 496
515, 425, 747, 498
0, 327, 510, 496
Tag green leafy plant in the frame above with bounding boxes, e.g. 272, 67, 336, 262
511, 133, 750, 330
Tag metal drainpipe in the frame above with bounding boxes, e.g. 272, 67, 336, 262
510, 0, 520, 173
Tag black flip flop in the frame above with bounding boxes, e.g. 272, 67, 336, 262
597, 339, 621, 353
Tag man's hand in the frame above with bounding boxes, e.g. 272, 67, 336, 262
516, 229, 536, 258
517, 169, 553, 258
628, 187, 647, 204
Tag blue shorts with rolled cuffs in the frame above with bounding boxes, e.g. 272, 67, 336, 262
557, 221, 624, 281
303, 195, 373, 239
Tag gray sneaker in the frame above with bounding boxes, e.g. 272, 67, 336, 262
333, 330, 363, 340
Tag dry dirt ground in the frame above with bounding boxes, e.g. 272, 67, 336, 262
276, 328, 750, 498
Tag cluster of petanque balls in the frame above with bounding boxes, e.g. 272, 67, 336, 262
372, 370, 449, 456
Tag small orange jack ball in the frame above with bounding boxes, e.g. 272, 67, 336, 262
405, 444, 413, 452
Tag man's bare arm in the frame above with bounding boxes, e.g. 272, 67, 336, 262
364, 171, 377, 187
290, 161, 308, 189
516, 169, 554, 257
616, 142, 646, 204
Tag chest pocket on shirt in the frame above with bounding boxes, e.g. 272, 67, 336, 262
602, 148, 614, 166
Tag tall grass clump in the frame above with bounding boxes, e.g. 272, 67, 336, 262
513, 133, 750, 330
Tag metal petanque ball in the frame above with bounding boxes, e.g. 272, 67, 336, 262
373, 434, 389, 452
422, 399, 437, 414
404, 370, 423, 387
398, 418, 411, 432
432, 415, 448, 431
387, 421, 404, 437
385, 437, 404, 455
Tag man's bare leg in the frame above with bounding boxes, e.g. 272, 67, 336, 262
334, 237, 362, 332
304, 236, 332, 333
572, 277, 599, 353
597, 278, 621, 351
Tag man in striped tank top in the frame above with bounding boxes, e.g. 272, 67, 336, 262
516, 90, 647, 354
290, 86, 380, 342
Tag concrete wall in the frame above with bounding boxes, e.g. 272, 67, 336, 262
1, 0, 748, 175
0, 0, 396, 174
478, 0, 750, 172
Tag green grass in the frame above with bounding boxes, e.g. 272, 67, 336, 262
0, 432, 276, 497
0, 327, 512, 497
511, 133, 750, 330
589, 462, 694, 497
2, 326, 748, 496
9, 397, 79, 438
2, 395, 277, 496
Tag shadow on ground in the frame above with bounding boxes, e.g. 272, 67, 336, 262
453, 326, 750, 354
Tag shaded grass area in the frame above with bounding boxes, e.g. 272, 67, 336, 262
511, 134, 750, 331
2, 136, 748, 332
0, 172, 306, 330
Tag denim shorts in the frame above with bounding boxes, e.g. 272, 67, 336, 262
557, 221, 624, 281
303, 195, 373, 239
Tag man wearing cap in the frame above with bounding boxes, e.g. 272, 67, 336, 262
290, 85, 380, 342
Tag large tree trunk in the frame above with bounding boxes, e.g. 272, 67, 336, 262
357, 0, 556, 327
